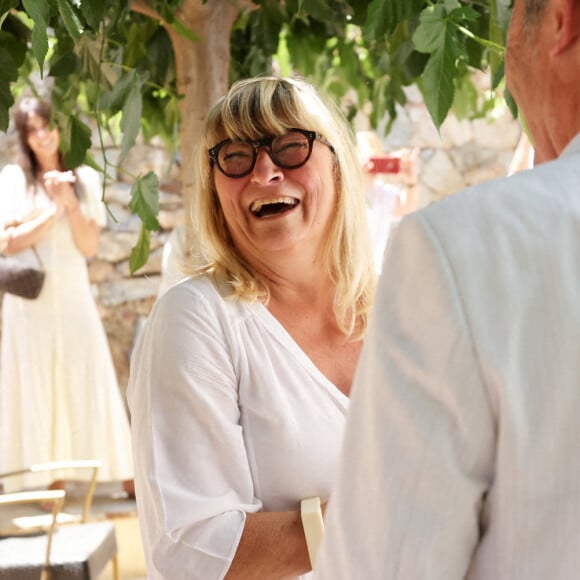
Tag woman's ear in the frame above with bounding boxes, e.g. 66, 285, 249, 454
551, 0, 580, 56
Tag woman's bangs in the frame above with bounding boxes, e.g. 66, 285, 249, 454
213, 82, 312, 141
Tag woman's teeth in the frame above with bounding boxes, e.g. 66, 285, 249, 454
250, 197, 299, 218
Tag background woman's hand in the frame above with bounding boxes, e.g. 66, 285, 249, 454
43, 170, 78, 212
394, 147, 420, 186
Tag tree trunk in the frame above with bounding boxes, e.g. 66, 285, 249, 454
132, 0, 253, 255
168, 0, 240, 252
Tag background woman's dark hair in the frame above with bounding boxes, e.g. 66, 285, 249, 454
12, 96, 66, 190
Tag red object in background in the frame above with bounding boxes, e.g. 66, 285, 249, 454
366, 156, 401, 174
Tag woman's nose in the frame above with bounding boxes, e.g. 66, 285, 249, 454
250, 149, 283, 182
29, 126, 50, 138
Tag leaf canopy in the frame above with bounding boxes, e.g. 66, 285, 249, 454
0, 0, 514, 269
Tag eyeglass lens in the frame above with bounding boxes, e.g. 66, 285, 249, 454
216, 130, 313, 177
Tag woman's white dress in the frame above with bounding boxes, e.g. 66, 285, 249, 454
0, 164, 133, 488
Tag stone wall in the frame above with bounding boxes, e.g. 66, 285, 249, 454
0, 82, 524, 399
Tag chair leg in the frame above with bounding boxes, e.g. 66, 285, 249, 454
112, 554, 120, 580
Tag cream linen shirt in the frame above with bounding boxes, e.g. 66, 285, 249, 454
315, 134, 580, 580
127, 277, 348, 580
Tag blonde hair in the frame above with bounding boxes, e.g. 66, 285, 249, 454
189, 76, 376, 338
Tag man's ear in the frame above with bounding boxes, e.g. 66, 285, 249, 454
551, 0, 580, 56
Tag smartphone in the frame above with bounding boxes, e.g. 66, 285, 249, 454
366, 156, 401, 174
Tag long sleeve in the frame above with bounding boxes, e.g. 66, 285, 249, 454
127, 281, 260, 580
316, 212, 496, 579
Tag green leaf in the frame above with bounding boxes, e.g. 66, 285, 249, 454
451, 72, 478, 119
504, 86, 518, 119
285, 25, 326, 77
449, 5, 480, 23
0, 79, 14, 131
167, 17, 199, 43
65, 115, 92, 169
413, 5, 446, 54
56, 0, 83, 42
98, 69, 139, 112
21, 0, 49, 35
128, 172, 160, 232
365, 0, 423, 40
76, 34, 118, 87
157, 3, 199, 42
489, 0, 511, 86
300, 0, 336, 21
337, 40, 361, 87
119, 83, 142, 165
0, 0, 19, 24
48, 50, 78, 76
79, 0, 106, 31
404, 49, 429, 78
23, 0, 50, 72
421, 37, 458, 129
0, 0, 19, 12
129, 223, 151, 274
124, 21, 153, 68
443, 0, 460, 10
0, 44, 20, 81
30, 21, 48, 72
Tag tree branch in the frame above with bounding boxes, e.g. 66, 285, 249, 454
130, 0, 162, 21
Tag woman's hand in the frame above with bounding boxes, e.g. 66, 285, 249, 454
394, 147, 420, 187
43, 170, 78, 212
42, 170, 101, 257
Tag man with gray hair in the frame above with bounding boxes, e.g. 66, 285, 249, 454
314, 0, 580, 578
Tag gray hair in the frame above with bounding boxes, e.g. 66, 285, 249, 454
523, 0, 549, 26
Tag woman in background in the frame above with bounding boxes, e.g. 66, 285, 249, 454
356, 130, 420, 274
0, 96, 133, 494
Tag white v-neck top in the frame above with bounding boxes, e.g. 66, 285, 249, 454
127, 276, 348, 580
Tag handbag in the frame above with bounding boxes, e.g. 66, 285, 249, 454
0, 247, 46, 299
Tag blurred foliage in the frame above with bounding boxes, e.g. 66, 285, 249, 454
0, 0, 512, 270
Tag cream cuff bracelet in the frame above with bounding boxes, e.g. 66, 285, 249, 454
300, 496, 325, 569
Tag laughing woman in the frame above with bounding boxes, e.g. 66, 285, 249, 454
127, 77, 376, 580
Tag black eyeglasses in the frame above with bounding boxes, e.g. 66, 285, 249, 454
208, 128, 328, 178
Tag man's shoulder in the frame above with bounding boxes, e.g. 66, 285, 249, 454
418, 153, 578, 229
392, 154, 579, 268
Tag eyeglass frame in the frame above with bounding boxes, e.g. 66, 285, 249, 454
208, 128, 332, 178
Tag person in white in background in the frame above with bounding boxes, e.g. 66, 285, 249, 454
0, 96, 134, 495
158, 222, 207, 296
507, 130, 535, 175
315, 0, 580, 578
0, 225, 7, 253
356, 131, 420, 273
158, 223, 187, 295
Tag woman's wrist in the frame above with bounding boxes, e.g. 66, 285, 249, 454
46, 204, 60, 221
66, 201, 81, 215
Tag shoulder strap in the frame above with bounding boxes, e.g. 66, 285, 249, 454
31, 246, 45, 271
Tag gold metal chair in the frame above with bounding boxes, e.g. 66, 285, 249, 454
0, 460, 119, 580
0, 488, 65, 580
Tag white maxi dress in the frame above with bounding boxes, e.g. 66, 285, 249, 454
0, 164, 133, 488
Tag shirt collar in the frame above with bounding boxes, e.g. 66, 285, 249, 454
561, 132, 580, 157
